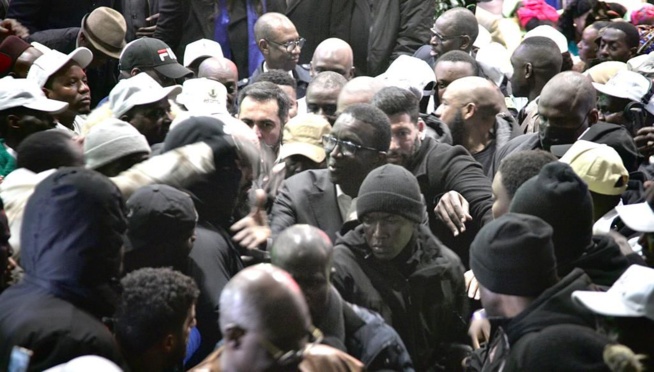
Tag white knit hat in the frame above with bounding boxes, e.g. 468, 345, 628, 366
84, 118, 151, 169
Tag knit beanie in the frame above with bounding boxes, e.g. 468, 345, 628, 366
509, 162, 593, 265
470, 213, 557, 296
84, 118, 151, 170
357, 164, 423, 223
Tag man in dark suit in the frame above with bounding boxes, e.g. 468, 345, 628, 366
248, 12, 311, 99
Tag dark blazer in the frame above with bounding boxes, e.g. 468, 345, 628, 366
248, 62, 312, 98
154, 0, 259, 79
270, 168, 343, 244
268, 0, 350, 64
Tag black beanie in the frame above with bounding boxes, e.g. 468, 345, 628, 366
509, 162, 594, 265
470, 213, 558, 297
357, 164, 424, 224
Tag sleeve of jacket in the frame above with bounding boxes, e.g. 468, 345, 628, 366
110, 142, 215, 199
6, 0, 44, 33
152, 0, 184, 50
392, 0, 433, 61
269, 179, 299, 237
427, 144, 493, 226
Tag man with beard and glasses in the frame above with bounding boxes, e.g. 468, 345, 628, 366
435, 77, 520, 176
373, 86, 493, 265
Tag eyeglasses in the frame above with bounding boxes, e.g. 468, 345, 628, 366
322, 135, 384, 157
430, 28, 460, 43
258, 326, 323, 367
266, 37, 306, 53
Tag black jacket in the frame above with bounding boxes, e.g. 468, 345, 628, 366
318, 286, 415, 371
565, 235, 631, 288
407, 137, 493, 265
162, 117, 244, 366
467, 269, 612, 372
333, 224, 468, 371
489, 133, 541, 177
0, 168, 126, 371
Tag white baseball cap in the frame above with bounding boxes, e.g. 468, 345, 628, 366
176, 77, 228, 115
0, 76, 68, 113
109, 73, 181, 118
572, 265, 654, 321
183, 38, 223, 67
27, 47, 93, 87
593, 70, 654, 115
376, 55, 435, 99
524, 25, 568, 53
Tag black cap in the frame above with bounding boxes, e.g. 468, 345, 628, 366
470, 213, 558, 297
119, 37, 192, 79
125, 184, 197, 252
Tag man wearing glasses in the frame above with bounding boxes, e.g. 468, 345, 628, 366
249, 12, 311, 99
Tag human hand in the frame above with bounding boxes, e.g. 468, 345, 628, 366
634, 126, 654, 160
468, 312, 490, 350
136, 13, 159, 38
464, 270, 480, 300
0, 19, 29, 41
435, 190, 472, 237
231, 189, 271, 250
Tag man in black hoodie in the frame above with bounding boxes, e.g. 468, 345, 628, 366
466, 213, 613, 371
0, 168, 126, 370
510, 162, 631, 287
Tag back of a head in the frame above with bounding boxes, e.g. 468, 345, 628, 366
509, 162, 594, 269
307, 71, 347, 95
16, 130, 84, 173
252, 69, 297, 90
271, 225, 333, 268
341, 103, 392, 152
115, 267, 199, 358
21, 167, 126, 286
604, 22, 640, 50
470, 213, 558, 298
372, 86, 420, 124
498, 150, 558, 198
540, 71, 597, 114
337, 77, 386, 112
436, 50, 480, 76
516, 37, 563, 78
220, 264, 310, 349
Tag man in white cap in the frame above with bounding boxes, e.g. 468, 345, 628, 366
0, 76, 68, 176
593, 70, 654, 135
27, 47, 93, 133
108, 72, 181, 146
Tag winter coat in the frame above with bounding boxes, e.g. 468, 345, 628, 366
0, 168, 126, 371
333, 224, 468, 371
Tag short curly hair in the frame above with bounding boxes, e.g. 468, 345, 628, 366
498, 150, 557, 198
115, 267, 199, 355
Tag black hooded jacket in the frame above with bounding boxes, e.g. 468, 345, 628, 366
162, 117, 244, 365
467, 269, 612, 372
0, 168, 126, 371
563, 235, 631, 288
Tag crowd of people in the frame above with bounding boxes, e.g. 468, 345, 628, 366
0, 0, 653, 370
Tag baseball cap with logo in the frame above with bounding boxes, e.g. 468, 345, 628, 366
183, 39, 223, 67
80, 7, 127, 60
279, 114, 331, 163
109, 73, 181, 118
559, 140, 629, 196
0, 76, 68, 113
27, 47, 93, 87
176, 78, 228, 115
572, 265, 654, 321
119, 37, 192, 80
593, 70, 654, 115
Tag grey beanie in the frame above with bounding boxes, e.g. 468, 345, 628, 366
84, 118, 151, 170
357, 164, 424, 223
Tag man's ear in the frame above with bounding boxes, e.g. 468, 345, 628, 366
42, 87, 51, 98
348, 66, 355, 80
524, 62, 533, 80
630, 46, 638, 58
224, 325, 246, 348
120, 114, 130, 122
258, 39, 269, 55
162, 333, 175, 353
377, 150, 387, 165
309, 62, 315, 78
130, 67, 141, 77
417, 118, 426, 133
459, 35, 472, 51
587, 107, 600, 125
463, 102, 476, 120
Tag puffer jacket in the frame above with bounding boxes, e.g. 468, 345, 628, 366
333, 224, 468, 371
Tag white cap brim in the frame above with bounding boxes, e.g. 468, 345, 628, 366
572, 290, 645, 318
22, 96, 69, 114
616, 202, 654, 232
592, 82, 633, 101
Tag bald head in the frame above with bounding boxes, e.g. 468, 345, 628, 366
439, 8, 479, 42
337, 77, 386, 113
198, 57, 239, 112
540, 71, 596, 117
511, 37, 562, 99
430, 8, 479, 59
271, 225, 333, 274
220, 264, 310, 344
310, 38, 354, 79
447, 77, 503, 118
254, 12, 295, 41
